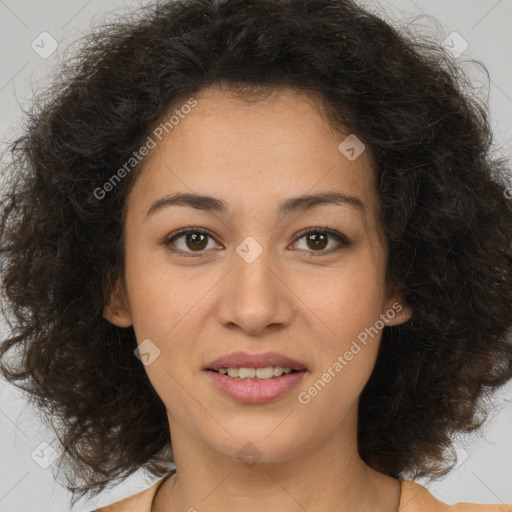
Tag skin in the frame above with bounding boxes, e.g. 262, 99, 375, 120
104, 83, 412, 512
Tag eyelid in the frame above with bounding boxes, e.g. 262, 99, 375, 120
163, 227, 220, 258
163, 226, 351, 258
292, 227, 352, 251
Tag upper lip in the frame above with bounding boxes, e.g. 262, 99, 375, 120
205, 351, 307, 371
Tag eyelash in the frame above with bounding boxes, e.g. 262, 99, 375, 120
163, 227, 352, 258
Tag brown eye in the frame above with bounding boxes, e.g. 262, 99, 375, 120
183, 232, 209, 251
164, 227, 351, 259
293, 228, 351, 255
164, 229, 217, 257
305, 232, 328, 251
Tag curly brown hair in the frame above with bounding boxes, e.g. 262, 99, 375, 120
1, 0, 511, 506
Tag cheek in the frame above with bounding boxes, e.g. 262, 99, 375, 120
300, 256, 386, 395
298, 275, 385, 419
123, 242, 211, 340
305, 260, 386, 344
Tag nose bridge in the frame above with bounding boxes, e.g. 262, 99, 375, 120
218, 235, 292, 333
235, 236, 274, 294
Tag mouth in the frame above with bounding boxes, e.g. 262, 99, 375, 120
204, 351, 307, 374
203, 352, 308, 404
205, 366, 305, 381
203, 351, 308, 403
204, 367, 307, 403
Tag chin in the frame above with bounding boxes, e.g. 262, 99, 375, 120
204, 424, 311, 464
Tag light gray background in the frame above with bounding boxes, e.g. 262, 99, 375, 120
0, 0, 511, 511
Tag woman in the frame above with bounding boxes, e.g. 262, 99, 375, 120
1, 0, 511, 511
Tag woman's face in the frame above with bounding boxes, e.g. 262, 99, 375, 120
105, 85, 409, 464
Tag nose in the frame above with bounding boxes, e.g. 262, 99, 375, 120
216, 242, 294, 336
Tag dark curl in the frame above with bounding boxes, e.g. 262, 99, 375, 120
1, 0, 512, 504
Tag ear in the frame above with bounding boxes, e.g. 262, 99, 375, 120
382, 281, 412, 327
103, 278, 133, 328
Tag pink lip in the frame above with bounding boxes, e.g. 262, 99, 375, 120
204, 369, 307, 403
205, 351, 307, 371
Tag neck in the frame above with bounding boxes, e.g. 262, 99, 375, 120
152, 409, 400, 512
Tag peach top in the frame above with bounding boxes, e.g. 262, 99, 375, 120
95, 472, 511, 512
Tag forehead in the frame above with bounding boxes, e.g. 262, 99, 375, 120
126, 84, 379, 224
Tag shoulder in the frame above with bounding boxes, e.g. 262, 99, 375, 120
94, 471, 174, 512
400, 479, 512, 512
92, 474, 511, 512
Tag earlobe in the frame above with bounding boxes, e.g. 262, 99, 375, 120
383, 300, 412, 326
383, 282, 412, 326
103, 279, 133, 328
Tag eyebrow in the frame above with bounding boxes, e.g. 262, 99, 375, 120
145, 191, 365, 219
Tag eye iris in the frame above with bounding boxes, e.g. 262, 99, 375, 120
307, 232, 328, 250
179, 231, 335, 253
186, 233, 208, 251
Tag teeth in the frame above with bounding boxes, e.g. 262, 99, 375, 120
218, 366, 294, 380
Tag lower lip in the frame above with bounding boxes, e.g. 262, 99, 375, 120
204, 369, 307, 403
